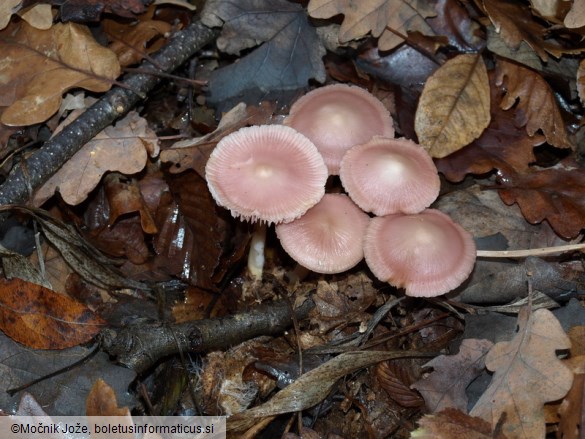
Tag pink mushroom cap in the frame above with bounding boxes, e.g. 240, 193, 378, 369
284, 84, 394, 175
275, 193, 370, 274
205, 125, 328, 224
340, 137, 440, 215
364, 209, 476, 297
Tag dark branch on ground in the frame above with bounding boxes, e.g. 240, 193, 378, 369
0, 21, 218, 206
100, 296, 316, 373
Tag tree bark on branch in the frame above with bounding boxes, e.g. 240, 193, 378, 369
0, 21, 218, 206
100, 297, 315, 373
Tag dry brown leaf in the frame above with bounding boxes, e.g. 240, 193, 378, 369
18, 4, 53, 30
470, 307, 573, 439
0, 21, 120, 126
33, 111, 159, 206
228, 350, 426, 432
86, 378, 131, 416
308, 0, 437, 51
496, 59, 572, 149
415, 53, 490, 158
412, 408, 509, 439
0, 278, 104, 349
412, 338, 493, 413
435, 72, 542, 182
0, 0, 23, 30
565, 0, 585, 28
103, 7, 171, 67
481, 0, 549, 60
376, 360, 425, 408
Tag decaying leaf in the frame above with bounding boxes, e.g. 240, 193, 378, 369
480, 0, 549, 60
565, 0, 585, 28
0, 278, 104, 349
308, 0, 437, 51
0, 331, 136, 415
0, 1, 22, 30
0, 21, 120, 126
497, 159, 585, 240
411, 408, 509, 439
376, 360, 425, 408
415, 53, 490, 158
86, 378, 131, 416
470, 307, 573, 439
496, 59, 572, 149
435, 72, 542, 182
17, 4, 54, 30
33, 110, 159, 206
412, 338, 493, 412
103, 7, 171, 67
228, 350, 427, 432
202, 0, 326, 109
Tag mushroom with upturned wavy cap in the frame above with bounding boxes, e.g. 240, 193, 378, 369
340, 137, 440, 216
363, 209, 476, 297
205, 125, 328, 224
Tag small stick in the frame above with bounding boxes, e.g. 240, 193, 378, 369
477, 243, 585, 258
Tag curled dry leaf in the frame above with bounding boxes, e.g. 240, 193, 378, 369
496, 59, 572, 149
308, 0, 437, 51
470, 307, 573, 439
103, 8, 172, 67
228, 350, 427, 432
0, 21, 120, 126
564, 0, 585, 28
86, 378, 131, 417
412, 408, 509, 439
411, 338, 493, 412
376, 360, 425, 408
415, 53, 490, 158
0, 278, 104, 350
497, 159, 585, 240
33, 111, 159, 207
0, 1, 23, 30
435, 72, 542, 182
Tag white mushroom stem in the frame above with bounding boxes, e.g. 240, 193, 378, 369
247, 223, 267, 281
477, 243, 585, 258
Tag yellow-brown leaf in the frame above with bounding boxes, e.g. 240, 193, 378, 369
415, 54, 490, 158
0, 278, 104, 349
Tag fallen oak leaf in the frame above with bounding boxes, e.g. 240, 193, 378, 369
497, 159, 585, 239
411, 408, 510, 439
412, 338, 494, 413
415, 53, 490, 158
0, 21, 120, 126
470, 307, 573, 439
308, 0, 438, 51
0, 278, 104, 350
496, 58, 572, 149
435, 71, 543, 182
33, 109, 159, 207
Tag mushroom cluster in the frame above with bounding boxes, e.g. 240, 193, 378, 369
205, 84, 476, 297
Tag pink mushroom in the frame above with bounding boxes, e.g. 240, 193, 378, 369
275, 194, 370, 274
339, 137, 440, 215
363, 209, 476, 297
284, 84, 394, 175
205, 125, 328, 224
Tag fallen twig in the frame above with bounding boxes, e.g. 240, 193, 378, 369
0, 21, 218, 206
100, 296, 315, 373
